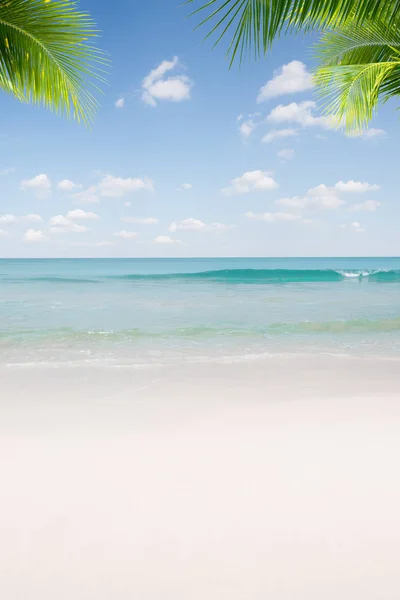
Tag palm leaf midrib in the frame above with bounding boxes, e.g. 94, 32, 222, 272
0, 16, 81, 87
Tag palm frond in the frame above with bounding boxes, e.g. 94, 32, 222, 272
315, 18, 400, 66
315, 61, 400, 131
188, 0, 400, 63
313, 18, 400, 131
0, 0, 108, 125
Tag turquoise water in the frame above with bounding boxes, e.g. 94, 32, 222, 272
1, 257, 400, 365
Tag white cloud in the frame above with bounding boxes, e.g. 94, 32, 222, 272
49, 215, 88, 234
58, 179, 81, 192
23, 229, 46, 242
49, 224, 88, 235
334, 180, 379, 193
20, 173, 52, 198
153, 235, 182, 245
49, 215, 71, 227
0, 214, 43, 224
245, 211, 300, 222
169, 218, 234, 233
276, 180, 378, 214
237, 114, 243, 122
113, 230, 138, 239
95, 241, 116, 247
277, 148, 295, 160
70, 241, 116, 248
115, 97, 125, 109
142, 57, 192, 107
124, 202, 131, 207
0, 214, 17, 224
177, 183, 192, 191
222, 170, 278, 196
348, 200, 381, 212
0, 229, 8, 237
239, 120, 255, 139
276, 184, 344, 210
23, 214, 44, 223
97, 175, 154, 197
169, 218, 206, 232
0, 167, 15, 176
73, 186, 99, 204
307, 184, 345, 209
210, 222, 235, 231
262, 128, 299, 143
347, 128, 386, 139
341, 221, 365, 233
257, 61, 314, 102
237, 112, 263, 140
121, 217, 159, 225
73, 175, 154, 204
66, 209, 99, 221
267, 101, 335, 130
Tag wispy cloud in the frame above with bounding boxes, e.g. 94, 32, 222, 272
113, 230, 138, 239
245, 211, 300, 222
348, 200, 381, 212
49, 215, 89, 234
341, 221, 365, 233
275, 179, 378, 213
23, 229, 47, 242
277, 184, 344, 210
277, 148, 295, 160
66, 209, 99, 221
20, 174, 52, 198
58, 179, 82, 192
177, 183, 193, 191
73, 186, 99, 204
257, 61, 314, 102
142, 57, 193, 107
0, 167, 15, 176
73, 175, 154, 204
346, 128, 386, 140
262, 128, 299, 143
267, 101, 335, 130
334, 180, 379, 193
153, 235, 182, 245
169, 218, 234, 232
0, 214, 43, 224
97, 175, 154, 197
222, 170, 278, 196
121, 217, 159, 225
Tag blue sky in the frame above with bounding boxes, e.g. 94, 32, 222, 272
0, 0, 398, 258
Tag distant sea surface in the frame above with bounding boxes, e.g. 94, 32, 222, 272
1, 257, 400, 367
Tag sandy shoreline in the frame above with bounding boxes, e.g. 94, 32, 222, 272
1, 355, 400, 598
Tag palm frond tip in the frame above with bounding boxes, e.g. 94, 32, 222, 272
0, 0, 108, 124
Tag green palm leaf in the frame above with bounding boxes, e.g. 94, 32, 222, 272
316, 62, 400, 131
0, 0, 107, 125
315, 19, 400, 131
188, 0, 400, 64
190, 0, 400, 130
315, 18, 400, 66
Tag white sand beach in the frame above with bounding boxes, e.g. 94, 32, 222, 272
1, 355, 400, 599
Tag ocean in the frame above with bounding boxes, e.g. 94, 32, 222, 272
1, 256, 400, 367
2, 257, 400, 600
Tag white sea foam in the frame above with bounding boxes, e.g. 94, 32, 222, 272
336, 269, 370, 278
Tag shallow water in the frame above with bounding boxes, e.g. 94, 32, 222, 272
1, 257, 400, 365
